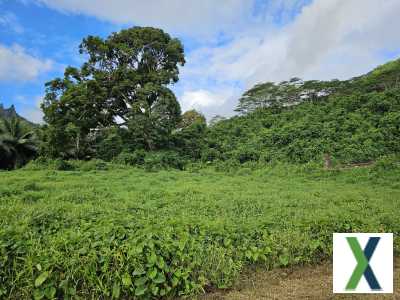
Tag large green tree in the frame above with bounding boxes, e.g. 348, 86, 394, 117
42, 27, 185, 156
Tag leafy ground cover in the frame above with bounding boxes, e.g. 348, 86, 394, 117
0, 160, 399, 299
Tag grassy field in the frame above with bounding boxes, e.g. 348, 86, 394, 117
0, 161, 399, 299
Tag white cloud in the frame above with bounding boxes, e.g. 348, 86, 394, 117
20, 0, 400, 119
180, 89, 235, 112
33, 0, 255, 37
176, 0, 400, 118
0, 12, 24, 33
0, 44, 53, 81
18, 95, 44, 124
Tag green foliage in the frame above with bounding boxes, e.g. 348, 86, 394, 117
112, 150, 187, 170
25, 158, 75, 171
95, 127, 123, 161
76, 159, 109, 171
32, 32, 400, 168
1, 163, 399, 298
209, 86, 400, 164
177, 109, 206, 129
201, 148, 222, 162
41, 26, 185, 158
0, 117, 38, 169
143, 150, 186, 171
173, 113, 207, 160
114, 150, 146, 166
209, 59, 400, 165
235, 78, 342, 114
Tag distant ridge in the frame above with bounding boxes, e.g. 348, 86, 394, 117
0, 103, 36, 126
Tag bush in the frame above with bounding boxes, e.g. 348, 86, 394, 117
201, 148, 221, 162
372, 155, 400, 171
52, 159, 75, 171
144, 151, 186, 171
95, 129, 123, 161
114, 150, 146, 166
78, 159, 109, 171
24, 158, 75, 171
232, 148, 261, 164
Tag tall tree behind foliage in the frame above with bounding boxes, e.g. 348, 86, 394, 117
42, 27, 185, 157
235, 78, 344, 114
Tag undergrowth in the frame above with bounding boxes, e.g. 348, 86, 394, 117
0, 159, 399, 299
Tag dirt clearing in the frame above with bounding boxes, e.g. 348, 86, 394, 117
200, 259, 399, 300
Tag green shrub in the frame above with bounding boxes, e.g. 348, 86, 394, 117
95, 129, 123, 161
373, 155, 399, 171
114, 150, 146, 166
231, 148, 260, 164
24, 158, 75, 171
144, 151, 186, 171
201, 148, 221, 162
52, 159, 75, 171
78, 159, 109, 171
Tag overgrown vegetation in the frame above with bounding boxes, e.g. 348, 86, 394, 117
0, 158, 399, 298
1, 25, 399, 299
1, 26, 400, 170
0, 118, 37, 169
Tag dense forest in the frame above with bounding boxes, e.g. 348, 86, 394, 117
1, 26, 400, 170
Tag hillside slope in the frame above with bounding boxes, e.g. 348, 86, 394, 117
205, 59, 400, 164
0, 103, 36, 127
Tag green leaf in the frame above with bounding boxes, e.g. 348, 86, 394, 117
68, 287, 76, 296
151, 285, 159, 296
156, 257, 165, 269
122, 273, 132, 287
112, 283, 120, 299
35, 271, 49, 287
44, 286, 56, 299
134, 276, 147, 287
153, 272, 166, 284
33, 289, 44, 300
171, 276, 179, 287
135, 285, 147, 296
178, 240, 186, 251
148, 268, 157, 279
279, 255, 289, 266
132, 266, 145, 276
147, 252, 157, 266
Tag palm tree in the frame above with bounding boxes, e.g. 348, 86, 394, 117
0, 118, 37, 169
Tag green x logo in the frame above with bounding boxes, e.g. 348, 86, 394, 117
346, 237, 381, 290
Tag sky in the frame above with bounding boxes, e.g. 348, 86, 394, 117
0, 0, 400, 123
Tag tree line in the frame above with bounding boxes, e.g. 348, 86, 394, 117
1, 26, 400, 170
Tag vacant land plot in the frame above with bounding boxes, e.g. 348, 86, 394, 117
0, 164, 399, 298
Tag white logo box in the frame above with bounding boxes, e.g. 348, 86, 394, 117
333, 233, 393, 294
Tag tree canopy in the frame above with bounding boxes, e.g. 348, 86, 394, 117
42, 27, 185, 155
235, 78, 345, 114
